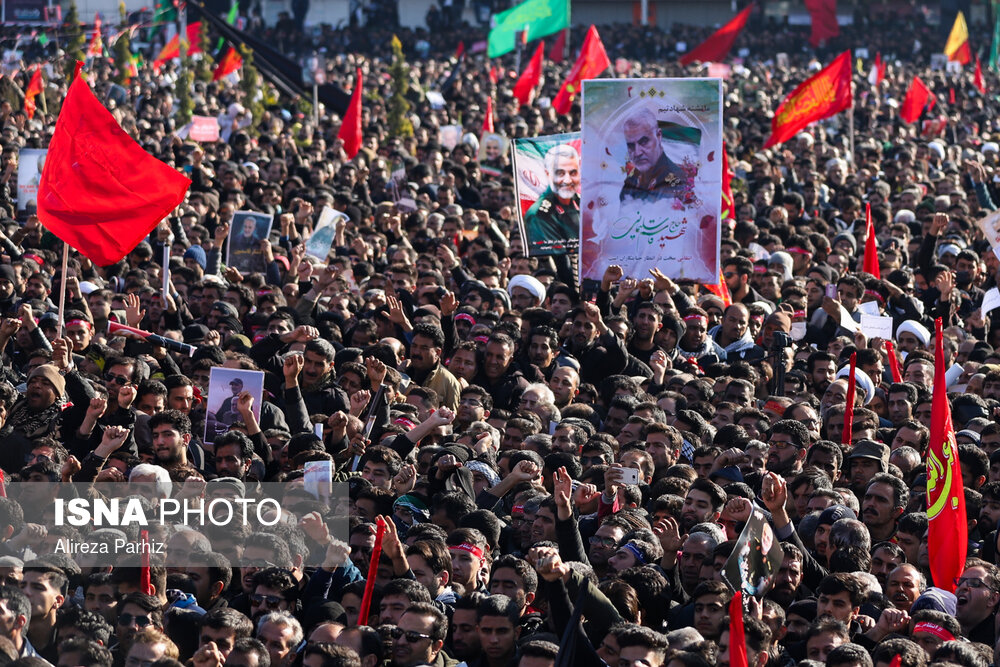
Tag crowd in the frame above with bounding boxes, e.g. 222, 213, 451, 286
0, 4, 998, 667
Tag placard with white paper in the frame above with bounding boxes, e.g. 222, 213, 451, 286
860, 313, 893, 340
982, 287, 1000, 317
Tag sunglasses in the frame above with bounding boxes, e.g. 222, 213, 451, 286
390, 627, 433, 643
250, 594, 285, 609
105, 372, 130, 385
118, 613, 152, 627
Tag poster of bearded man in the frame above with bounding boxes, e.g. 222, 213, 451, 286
579, 78, 722, 284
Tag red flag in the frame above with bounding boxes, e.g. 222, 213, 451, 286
805, 0, 839, 47
358, 517, 386, 624
704, 269, 733, 308
212, 47, 243, 81
338, 67, 363, 160
875, 52, 885, 84
489, 66, 498, 84
0, 471, 6, 498
949, 87, 956, 104
455, 41, 465, 60
863, 202, 880, 278
88, 14, 103, 57
764, 51, 852, 148
975, 56, 986, 94
842, 351, 857, 445
37, 63, 191, 267
885, 340, 903, 383
482, 96, 495, 134
927, 317, 967, 592
679, 4, 754, 66
154, 22, 204, 65
513, 41, 544, 107
728, 592, 748, 667
553, 25, 610, 114
140, 530, 152, 595
549, 28, 566, 63
721, 143, 734, 220
900, 76, 931, 124
24, 67, 42, 119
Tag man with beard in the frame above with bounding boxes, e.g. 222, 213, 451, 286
586, 516, 629, 579
619, 109, 689, 204
449, 593, 486, 664
148, 410, 198, 475
390, 602, 449, 667
886, 382, 918, 426
766, 420, 810, 478
250, 326, 349, 416
628, 302, 664, 367
711, 303, 764, 362
472, 334, 528, 412
680, 478, 726, 533
523, 144, 580, 255
488, 557, 537, 619
768, 544, 807, 607
473, 595, 521, 667
563, 303, 627, 386
675, 308, 725, 365
408, 323, 461, 412
861, 473, 908, 543
249, 568, 297, 624
3, 363, 65, 471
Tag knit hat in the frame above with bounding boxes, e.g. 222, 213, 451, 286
183, 245, 208, 269
817, 504, 856, 527
28, 364, 65, 397
832, 232, 857, 254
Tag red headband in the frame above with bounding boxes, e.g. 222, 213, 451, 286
450, 543, 485, 560
793, 310, 806, 319
912, 622, 954, 643
512, 504, 525, 515
753, 265, 767, 273
763, 400, 786, 416
684, 314, 707, 322
65, 319, 92, 330
864, 289, 884, 303
786, 246, 811, 255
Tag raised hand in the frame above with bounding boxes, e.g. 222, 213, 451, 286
283, 353, 304, 386
124, 293, 145, 327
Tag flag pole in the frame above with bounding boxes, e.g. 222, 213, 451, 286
848, 75, 855, 165
56, 242, 68, 339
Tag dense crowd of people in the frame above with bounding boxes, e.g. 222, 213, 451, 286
0, 5, 999, 667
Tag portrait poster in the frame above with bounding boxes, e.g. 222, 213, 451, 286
512, 132, 581, 257
304, 206, 348, 261
17, 148, 46, 212
721, 509, 784, 598
477, 132, 509, 178
579, 78, 722, 284
203, 367, 265, 446
226, 211, 274, 273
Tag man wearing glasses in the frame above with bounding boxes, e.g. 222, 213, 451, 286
113, 593, 163, 664
390, 602, 450, 667
249, 569, 298, 624
954, 559, 1000, 645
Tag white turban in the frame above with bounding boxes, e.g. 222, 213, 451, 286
507, 275, 546, 304
897, 320, 930, 347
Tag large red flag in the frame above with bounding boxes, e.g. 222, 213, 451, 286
975, 56, 986, 94
552, 25, 610, 114
863, 202, 880, 278
842, 351, 857, 445
338, 67, 363, 160
679, 4, 754, 66
513, 41, 545, 107
154, 22, 203, 65
927, 317, 967, 592
37, 64, 190, 267
764, 51, 852, 148
900, 76, 931, 124
805, 0, 839, 47
728, 592, 748, 667
24, 67, 42, 119
212, 46, 243, 81
549, 29, 566, 63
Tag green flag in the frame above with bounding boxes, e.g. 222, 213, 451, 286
151, 0, 176, 35
217, 2, 239, 50
488, 0, 569, 58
